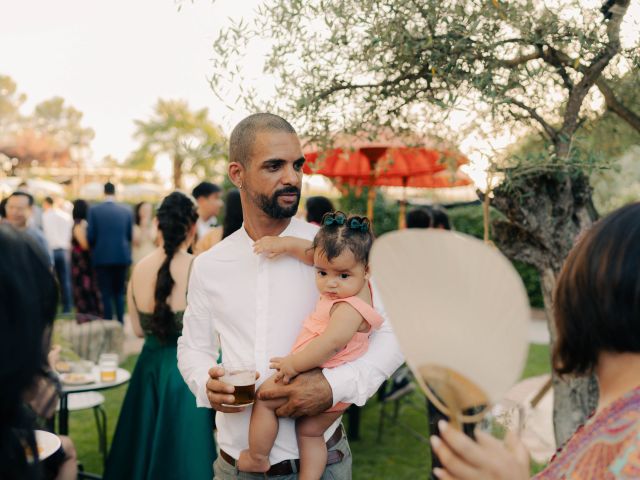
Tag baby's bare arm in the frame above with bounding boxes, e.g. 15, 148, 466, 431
253, 236, 314, 265
289, 302, 364, 373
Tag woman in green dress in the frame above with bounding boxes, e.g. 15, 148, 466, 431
104, 192, 216, 480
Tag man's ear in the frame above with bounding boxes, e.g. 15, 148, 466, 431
364, 264, 371, 280
228, 162, 244, 190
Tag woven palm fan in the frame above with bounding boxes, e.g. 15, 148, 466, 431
370, 229, 529, 429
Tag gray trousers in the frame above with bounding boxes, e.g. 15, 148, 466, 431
213, 434, 352, 480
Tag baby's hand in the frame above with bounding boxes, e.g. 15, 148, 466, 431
270, 356, 299, 385
253, 236, 288, 259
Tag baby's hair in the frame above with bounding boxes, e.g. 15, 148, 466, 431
312, 211, 374, 265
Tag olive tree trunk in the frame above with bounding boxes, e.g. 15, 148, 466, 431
486, 170, 599, 447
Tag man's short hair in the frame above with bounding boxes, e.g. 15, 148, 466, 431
104, 182, 116, 195
192, 182, 221, 199
229, 113, 297, 167
9, 191, 34, 206
406, 207, 432, 229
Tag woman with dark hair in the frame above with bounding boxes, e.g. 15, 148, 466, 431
431, 207, 451, 230
70, 199, 103, 323
0, 225, 77, 480
431, 202, 640, 479
305, 195, 334, 225
132, 201, 157, 264
222, 188, 243, 239
104, 192, 216, 480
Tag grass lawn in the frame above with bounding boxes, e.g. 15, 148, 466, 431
70, 344, 551, 477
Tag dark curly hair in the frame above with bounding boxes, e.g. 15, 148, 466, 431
311, 211, 374, 265
151, 192, 197, 342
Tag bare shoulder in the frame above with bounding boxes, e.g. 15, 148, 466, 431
329, 300, 364, 321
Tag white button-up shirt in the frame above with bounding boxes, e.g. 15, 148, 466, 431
177, 217, 403, 463
42, 207, 73, 250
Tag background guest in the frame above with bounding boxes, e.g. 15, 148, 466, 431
191, 181, 223, 242
71, 199, 103, 323
87, 182, 132, 324
0, 224, 77, 480
194, 188, 243, 255
406, 207, 433, 229
42, 197, 74, 314
132, 201, 157, 264
104, 191, 216, 480
305, 195, 334, 225
431, 206, 451, 230
4, 191, 52, 265
17, 181, 43, 230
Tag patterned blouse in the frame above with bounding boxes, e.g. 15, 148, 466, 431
534, 384, 640, 479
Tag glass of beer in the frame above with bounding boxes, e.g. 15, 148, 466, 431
220, 361, 256, 407
99, 353, 118, 383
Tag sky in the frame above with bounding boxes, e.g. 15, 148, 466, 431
0, 0, 262, 167
1, 0, 639, 189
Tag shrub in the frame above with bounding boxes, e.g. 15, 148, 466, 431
447, 204, 544, 308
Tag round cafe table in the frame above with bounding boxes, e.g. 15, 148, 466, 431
58, 367, 130, 435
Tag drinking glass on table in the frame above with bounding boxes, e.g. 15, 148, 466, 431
220, 361, 256, 407
99, 353, 118, 382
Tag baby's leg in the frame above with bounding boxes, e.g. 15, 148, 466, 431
237, 375, 287, 473
296, 411, 343, 480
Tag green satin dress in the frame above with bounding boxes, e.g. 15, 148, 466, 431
103, 310, 216, 480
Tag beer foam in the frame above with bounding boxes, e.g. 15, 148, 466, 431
222, 370, 255, 386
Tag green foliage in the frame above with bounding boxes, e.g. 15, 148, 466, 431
127, 99, 227, 188
503, 69, 640, 215
0, 75, 94, 158
448, 205, 544, 308
212, 0, 638, 159
336, 187, 399, 235
32, 96, 95, 148
0, 75, 26, 123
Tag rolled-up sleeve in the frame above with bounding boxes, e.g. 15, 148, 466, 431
177, 258, 220, 408
323, 280, 404, 406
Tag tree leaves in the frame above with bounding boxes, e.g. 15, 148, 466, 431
126, 99, 227, 188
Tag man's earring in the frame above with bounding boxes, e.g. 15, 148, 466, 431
238, 182, 243, 190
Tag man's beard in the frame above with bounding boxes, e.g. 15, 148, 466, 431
254, 186, 301, 219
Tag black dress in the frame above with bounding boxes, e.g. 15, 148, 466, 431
71, 220, 103, 322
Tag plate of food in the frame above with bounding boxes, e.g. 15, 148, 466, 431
26, 430, 61, 461
54, 360, 72, 373
60, 372, 95, 385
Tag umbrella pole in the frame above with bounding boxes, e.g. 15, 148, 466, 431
367, 187, 375, 221
398, 181, 408, 229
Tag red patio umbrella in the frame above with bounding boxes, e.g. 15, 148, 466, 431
303, 136, 470, 221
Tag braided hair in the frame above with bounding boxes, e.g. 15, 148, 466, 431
151, 192, 197, 342
312, 211, 374, 265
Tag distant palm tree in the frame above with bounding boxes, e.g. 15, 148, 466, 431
128, 99, 227, 189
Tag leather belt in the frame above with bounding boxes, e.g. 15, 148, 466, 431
220, 426, 345, 476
